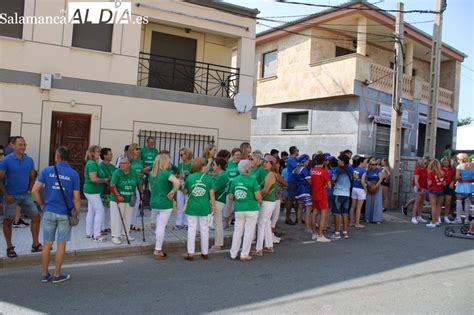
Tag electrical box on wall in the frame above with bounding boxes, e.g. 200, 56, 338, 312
40, 73, 52, 90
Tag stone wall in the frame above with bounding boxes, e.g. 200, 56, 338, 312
399, 156, 418, 206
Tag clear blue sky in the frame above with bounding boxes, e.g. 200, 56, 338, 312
227, 0, 474, 119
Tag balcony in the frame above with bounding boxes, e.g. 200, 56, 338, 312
137, 52, 240, 99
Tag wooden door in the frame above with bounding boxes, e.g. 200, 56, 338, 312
49, 112, 91, 186
149, 31, 197, 92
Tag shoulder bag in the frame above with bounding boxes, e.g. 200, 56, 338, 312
54, 165, 79, 226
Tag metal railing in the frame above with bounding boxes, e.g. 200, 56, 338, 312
138, 130, 215, 166
137, 52, 240, 98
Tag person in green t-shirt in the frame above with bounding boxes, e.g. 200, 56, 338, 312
84, 145, 111, 242
202, 144, 217, 175
183, 158, 216, 261
109, 157, 143, 245
128, 143, 150, 232
250, 151, 268, 188
228, 160, 262, 261
149, 153, 181, 260
211, 157, 229, 252
140, 137, 159, 168
175, 147, 193, 229
99, 147, 117, 233
223, 148, 242, 229
441, 144, 452, 159
253, 155, 279, 256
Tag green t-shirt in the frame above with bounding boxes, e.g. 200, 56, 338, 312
99, 162, 117, 178
262, 173, 278, 202
178, 162, 192, 178
149, 169, 173, 210
204, 158, 214, 173
83, 160, 106, 194
213, 171, 229, 204
229, 174, 260, 211
226, 160, 240, 180
110, 168, 141, 203
131, 159, 145, 176
170, 163, 179, 175
184, 172, 214, 216
250, 165, 268, 188
140, 147, 158, 167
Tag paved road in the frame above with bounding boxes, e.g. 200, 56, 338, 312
0, 212, 473, 314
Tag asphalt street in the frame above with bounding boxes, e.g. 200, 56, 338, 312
0, 212, 473, 314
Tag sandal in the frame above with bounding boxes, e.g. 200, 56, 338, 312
130, 225, 142, 232
31, 243, 43, 253
184, 254, 194, 261
200, 254, 209, 260
153, 250, 167, 260
7, 246, 17, 258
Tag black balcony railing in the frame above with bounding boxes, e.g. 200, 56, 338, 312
138, 52, 240, 98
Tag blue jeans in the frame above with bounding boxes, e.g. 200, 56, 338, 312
333, 195, 350, 215
42, 212, 72, 242
3, 194, 39, 221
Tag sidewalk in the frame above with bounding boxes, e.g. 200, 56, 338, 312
0, 208, 234, 269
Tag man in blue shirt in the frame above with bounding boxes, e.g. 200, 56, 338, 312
285, 146, 299, 225
332, 155, 353, 240
32, 146, 81, 284
0, 136, 41, 258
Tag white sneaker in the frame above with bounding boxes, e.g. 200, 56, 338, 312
316, 235, 331, 243
426, 223, 437, 228
272, 234, 281, 244
112, 237, 122, 245
453, 217, 462, 224
444, 216, 452, 224
411, 217, 419, 224
311, 233, 317, 240
417, 216, 427, 223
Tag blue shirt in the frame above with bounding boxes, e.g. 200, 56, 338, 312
367, 169, 381, 182
352, 166, 367, 189
327, 168, 337, 195
282, 168, 288, 181
333, 167, 352, 197
37, 162, 80, 215
0, 153, 35, 195
286, 157, 298, 183
296, 166, 311, 196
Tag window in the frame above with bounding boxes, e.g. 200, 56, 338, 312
0, 0, 24, 39
72, 22, 113, 52
335, 46, 355, 57
282, 112, 309, 130
262, 50, 277, 78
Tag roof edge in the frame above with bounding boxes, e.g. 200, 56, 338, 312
184, 0, 260, 18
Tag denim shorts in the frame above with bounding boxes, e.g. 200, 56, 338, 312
429, 190, 444, 197
333, 195, 350, 215
3, 194, 39, 221
287, 183, 298, 200
42, 211, 72, 242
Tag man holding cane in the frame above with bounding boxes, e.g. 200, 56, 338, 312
32, 146, 80, 283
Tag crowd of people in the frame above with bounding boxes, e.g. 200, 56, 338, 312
0, 135, 473, 283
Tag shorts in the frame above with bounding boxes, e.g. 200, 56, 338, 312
282, 187, 289, 199
429, 190, 444, 197
414, 187, 428, 194
2, 194, 39, 221
333, 195, 350, 215
352, 187, 367, 200
381, 181, 390, 188
296, 193, 312, 207
442, 185, 455, 196
313, 198, 328, 210
42, 211, 72, 242
456, 193, 471, 199
287, 183, 298, 200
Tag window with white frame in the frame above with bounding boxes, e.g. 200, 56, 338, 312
262, 50, 277, 78
282, 112, 309, 130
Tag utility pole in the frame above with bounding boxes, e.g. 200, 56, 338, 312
388, 2, 404, 209
423, 0, 445, 159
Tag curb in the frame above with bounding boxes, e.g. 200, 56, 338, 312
0, 237, 233, 269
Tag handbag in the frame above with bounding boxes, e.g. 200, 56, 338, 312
54, 165, 79, 226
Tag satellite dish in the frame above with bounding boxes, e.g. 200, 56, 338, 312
234, 91, 254, 113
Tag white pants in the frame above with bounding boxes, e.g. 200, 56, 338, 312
102, 205, 111, 230
257, 201, 275, 250
223, 195, 234, 218
85, 193, 105, 238
214, 201, 225, 247
176, 190, 188, 226
187, 216, 209, 255
271, 199, 281, 229
132, 189, 141, 226
154, 209, 172, 251
110, 201, 133, 238
230, 211, 258, 258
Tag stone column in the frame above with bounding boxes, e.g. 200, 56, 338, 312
357, 17, 367, 56
405, 42, 414, 76
236, 37, 256, 97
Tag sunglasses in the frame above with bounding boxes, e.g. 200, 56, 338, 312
370, 164, 377, 166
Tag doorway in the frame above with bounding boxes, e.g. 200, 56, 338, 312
49, 112, 91, 185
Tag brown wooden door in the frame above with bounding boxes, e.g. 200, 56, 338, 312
49, 112, 91, 186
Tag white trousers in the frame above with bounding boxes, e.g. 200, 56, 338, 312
102, 206, 111, 230
257, 201, 275, 250
176, 190, 188, 226
271, 199, 281, 229
154, 209, 172, 251
223, 195, 234, 218
187, 216, 209, 255
110, 201, 133, 238
131, 189, 141, 226
230, 211, 258, 258
214, 201, 225, 246
456, 197, 472, 220
85, 193, 105, 238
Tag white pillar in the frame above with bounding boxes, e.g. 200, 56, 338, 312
357, 17, 367, 56
405, 42, 414, 76
236, 37, 256, 97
